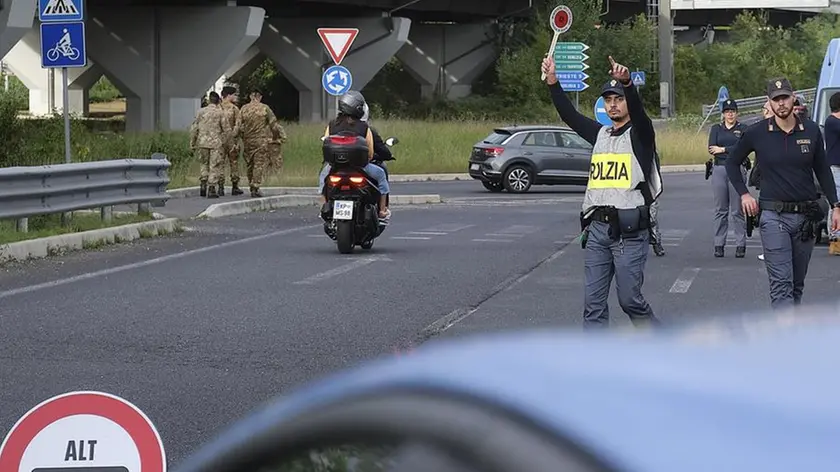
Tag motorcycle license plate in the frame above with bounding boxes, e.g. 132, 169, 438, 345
333, 200, 354, 220
470, 163, 480, 171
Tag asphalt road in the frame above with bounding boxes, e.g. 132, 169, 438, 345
1, 172, 838, 467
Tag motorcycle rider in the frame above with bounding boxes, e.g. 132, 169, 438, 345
318, 91, 391, 221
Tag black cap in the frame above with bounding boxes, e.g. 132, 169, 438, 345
767, 77, 793, 99
600, 79, 625, 97
721, 99, 737, 112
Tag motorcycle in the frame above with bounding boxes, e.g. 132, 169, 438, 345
320, 134, 399, 254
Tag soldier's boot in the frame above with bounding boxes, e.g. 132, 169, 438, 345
218, 180, 225, 197
714, 246, 724, 258
207, 185, 219, 199
231, 180, 244, 196
250, 186, 263, 198
199, 180, 208, 197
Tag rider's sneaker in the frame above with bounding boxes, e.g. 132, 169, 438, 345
378, 208, 391, 225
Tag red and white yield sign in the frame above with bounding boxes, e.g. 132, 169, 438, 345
317, 27, 359, 65
550, 5, 573, 34
0, 391, 166, 472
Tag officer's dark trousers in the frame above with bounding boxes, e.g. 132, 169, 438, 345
759, 211, 815, 309
583, 220, 659, 328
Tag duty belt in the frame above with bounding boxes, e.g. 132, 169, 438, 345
589, 206, 617, 223
758, 200, 815, 213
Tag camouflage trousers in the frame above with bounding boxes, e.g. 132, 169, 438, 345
220, 140, 240, 185
198, 147, 224, 184
243, 140, 270, 187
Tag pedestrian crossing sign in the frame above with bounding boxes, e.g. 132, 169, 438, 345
39, 0, 84, 23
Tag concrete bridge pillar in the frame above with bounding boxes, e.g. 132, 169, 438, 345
254, 16, 411, 122
397, 22, 497, 100
3, 28, 101, 116
86, 5, 264, 132
0, 0, 36, 59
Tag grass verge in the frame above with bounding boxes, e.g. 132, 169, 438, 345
5, 117, 715, 189
0, 212, 155, 245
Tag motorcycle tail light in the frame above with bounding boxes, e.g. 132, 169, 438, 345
349, 176, 365, 185
328, 175, 342, 186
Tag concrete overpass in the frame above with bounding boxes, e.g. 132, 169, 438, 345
0, 0, 530, 131
1, 0, 836, 129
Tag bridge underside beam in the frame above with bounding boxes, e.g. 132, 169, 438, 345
86, 5, 265, 132
0, 0, 36, 59
254, 16, 410, 123
396, 22, 496, 100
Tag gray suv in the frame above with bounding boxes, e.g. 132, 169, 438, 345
468, 125, 592, 193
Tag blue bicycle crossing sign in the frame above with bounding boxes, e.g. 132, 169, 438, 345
40, 21, 87, 68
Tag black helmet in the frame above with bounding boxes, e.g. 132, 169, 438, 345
337, 90, 366, 119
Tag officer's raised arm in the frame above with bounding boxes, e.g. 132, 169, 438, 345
542, 56, 602, 145
618, 76, 654, 148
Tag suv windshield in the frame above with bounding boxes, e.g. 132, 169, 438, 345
482, 131, 511, 145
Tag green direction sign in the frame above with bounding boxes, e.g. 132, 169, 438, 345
554, 52, 589, 62
555, 62, 589, 72
555, 42, 589, 53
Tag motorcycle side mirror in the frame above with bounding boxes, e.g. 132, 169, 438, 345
385, 137, 399, 146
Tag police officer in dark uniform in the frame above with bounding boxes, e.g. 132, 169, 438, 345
707, 99, 750, 258
726, 77, 840, 310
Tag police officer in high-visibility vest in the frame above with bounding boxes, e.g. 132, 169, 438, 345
726, 77, 840, 309
542, 55, 663, 329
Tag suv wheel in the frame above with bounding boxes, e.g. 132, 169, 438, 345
502, 165, 533, 193
481, 181, 504, 192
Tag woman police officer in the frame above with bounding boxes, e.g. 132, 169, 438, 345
707, 98, 750, 258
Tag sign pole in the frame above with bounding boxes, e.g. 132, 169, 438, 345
62, 66, 71, 163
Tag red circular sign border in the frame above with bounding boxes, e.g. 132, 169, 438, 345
0, 391, 166, 472
550, 5, 573, 33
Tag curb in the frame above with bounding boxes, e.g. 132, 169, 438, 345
0, 218, 181, 265
167, 165, 706, 196
168, 186, 319, 198
197, 194, 442, 219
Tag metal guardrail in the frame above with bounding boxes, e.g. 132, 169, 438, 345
0, 154, 171, 231
701, 88, 816, 116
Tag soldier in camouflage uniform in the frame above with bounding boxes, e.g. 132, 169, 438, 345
240, 88, 286, 197
219, 86, 243, 196
190, 91, 231, 198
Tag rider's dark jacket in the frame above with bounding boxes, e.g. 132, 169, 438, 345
369, 125, 392, 162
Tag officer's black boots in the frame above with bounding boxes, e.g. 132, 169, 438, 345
735, 246, 746, 258
714, 246, 724, 257
200, 180, 207, 197
207, 185, 219, 199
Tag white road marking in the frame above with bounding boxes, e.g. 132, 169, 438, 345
408, 231, 447, 236
0, 223, 322, 300
391, 236, 431, 240
422, 223, 474, 232
293, 256, 391, 285
669, 268, 701, 293
472, 238, 514, 243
